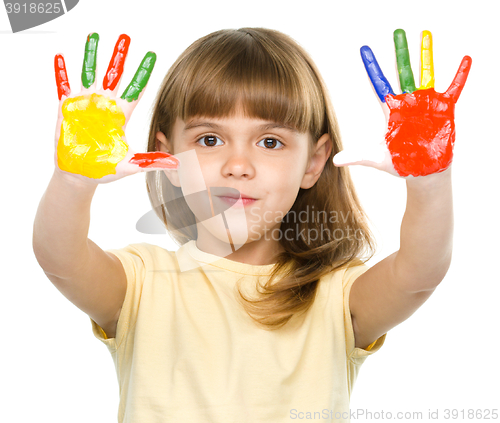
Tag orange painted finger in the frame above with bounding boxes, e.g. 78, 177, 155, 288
103, 34, 131, 91
445, 56, 472, 103
54, 54, 71, 100
129, 152, 180, 169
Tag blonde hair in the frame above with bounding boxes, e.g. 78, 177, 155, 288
146, 27, 375, 330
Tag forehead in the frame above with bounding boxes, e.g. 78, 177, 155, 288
182, 116, 302, 134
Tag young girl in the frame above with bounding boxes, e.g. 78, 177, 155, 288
33, 28, 470, 422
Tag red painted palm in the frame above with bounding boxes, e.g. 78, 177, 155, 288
334, 29, 472, 178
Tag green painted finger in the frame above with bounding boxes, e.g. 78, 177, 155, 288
82, 33, 99, 88
394, 29, 416, 93
121, 52, 157, 102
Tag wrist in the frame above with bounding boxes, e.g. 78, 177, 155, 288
405, 166, 452, 190
52, 168, 99, 194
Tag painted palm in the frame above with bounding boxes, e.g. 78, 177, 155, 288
54, 33, 178, 184
334, 29, 472, 177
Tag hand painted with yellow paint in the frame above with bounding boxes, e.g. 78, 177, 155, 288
53, 33, 179, 185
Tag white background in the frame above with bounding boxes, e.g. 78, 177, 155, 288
1, 0, 498, 421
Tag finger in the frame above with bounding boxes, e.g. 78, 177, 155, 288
121, 52, 157, 103
54, 54, 71, 100
419, 30, 435, 90
394, 29, 417, 93
103, 34, 131, 93
129, 152, 180, 169
360, 46, 395, 103
333, 145, 385, 167
445, 56, 472, 103
81, 33, 99, 89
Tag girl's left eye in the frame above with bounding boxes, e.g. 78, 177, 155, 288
258, 138, 284, 149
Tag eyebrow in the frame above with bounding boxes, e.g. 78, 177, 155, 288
183, 120, 300, 134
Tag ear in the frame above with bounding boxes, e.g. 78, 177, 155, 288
156, 131, 181, 187
300, 133, 333, 189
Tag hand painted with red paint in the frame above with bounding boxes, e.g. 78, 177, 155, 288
333, 30, 472, 178
54, 33, 178, 185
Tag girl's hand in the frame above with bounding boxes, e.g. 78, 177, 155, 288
54, 33, 179, 186
333, 29, 472, 178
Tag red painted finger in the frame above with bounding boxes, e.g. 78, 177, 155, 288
445, 55, 472, 103
54, 54, 71, 100
103, 34, 131, 91
129, 152, 180, 169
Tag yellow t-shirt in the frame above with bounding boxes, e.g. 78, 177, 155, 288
90, 240, 386, 423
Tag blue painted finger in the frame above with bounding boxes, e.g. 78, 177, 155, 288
360, 45, 395, 102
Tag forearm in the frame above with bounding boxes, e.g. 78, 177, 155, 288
393, 167, 453, 292
32, 169, 97, 279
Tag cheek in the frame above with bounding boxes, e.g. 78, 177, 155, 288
175, 149, 208, 193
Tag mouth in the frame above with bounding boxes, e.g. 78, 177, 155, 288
211, 187, 258, 201
217, 194, 256, 200
216, 196, 258, 207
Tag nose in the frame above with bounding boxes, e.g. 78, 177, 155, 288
221, 150, 256, 179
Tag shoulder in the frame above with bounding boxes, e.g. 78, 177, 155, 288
317, 259, 369, 304
105, 242, 178, 274
326, 259, 370, 291
342, 260, 369, 287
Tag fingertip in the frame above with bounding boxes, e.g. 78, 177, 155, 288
54, 54, 65, 68
143, 51, 157, 69
394, 28, 406, 38
421, 30, 433, 47
360, 46, 374, 61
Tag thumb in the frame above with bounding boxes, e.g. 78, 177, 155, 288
333, 144, 386, 168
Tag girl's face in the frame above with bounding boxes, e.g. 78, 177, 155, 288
157, 109, 332, 263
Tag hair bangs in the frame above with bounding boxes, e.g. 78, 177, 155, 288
171, 29, 325, 139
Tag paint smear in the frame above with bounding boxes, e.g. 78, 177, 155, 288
129, 152, 180, 169
57, 93, 128, 179
385, 88, 455, 177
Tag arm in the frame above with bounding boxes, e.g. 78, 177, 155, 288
33, 170, 97, 279
334, 29, 471, 349
32, 170, 127, 338
32, 33, 176, 339
349, 168, 452, 349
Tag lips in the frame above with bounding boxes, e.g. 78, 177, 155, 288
210, 187, 257, 200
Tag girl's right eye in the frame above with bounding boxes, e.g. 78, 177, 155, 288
196, 135, 222, 147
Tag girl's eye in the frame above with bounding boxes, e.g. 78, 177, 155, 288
257, 138, 284, 149
197, 135, 223, 147
196, 135, 284, 149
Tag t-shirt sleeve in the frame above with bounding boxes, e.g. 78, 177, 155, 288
342, 262, 387, 363
89, 244, 147, 352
